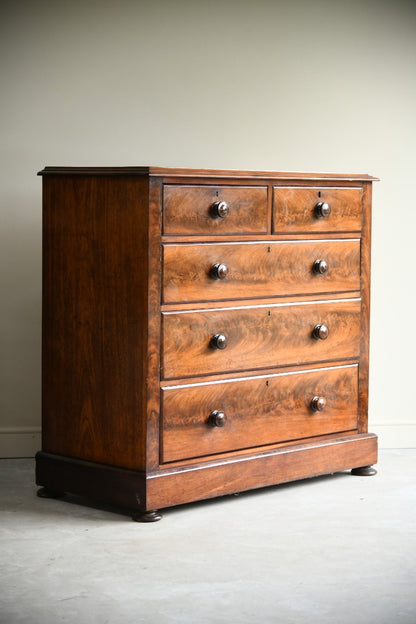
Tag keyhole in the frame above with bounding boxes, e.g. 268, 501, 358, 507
318, 191, 321, 197
266, 380, 269, 387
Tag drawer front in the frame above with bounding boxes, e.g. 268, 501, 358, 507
163, 240, 360, 303
162, 299, 360, 379
273, 187, 362, 233
163, 185, 268, 235
162, 365, 358, 462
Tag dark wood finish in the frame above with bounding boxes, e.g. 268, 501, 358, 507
37, 486, 64, 499
310, 396, 327, 412
313, 259, 329, 275
163, 185, 267, 235
162, 300, 361, 379
161, 365, 358, 462
210, 333, 227, 350
163, 240, 360, 303
39, 167, 378, 182
145, 178, 165, 471
147, 433, 378, 510
208, 410, 227, 428
42, 175, 150, 471
210, 262, 228, 280
132, 510, 163, 522
314, 201, 331, 218
210, 200, 229, 219
36, 451, 147, 511
351, 465, 377, 476
36, 433, 377, 513
37, 167, 377, 520
273, 187, 363, 233
358, 182, 372, 433
312, 323, 329, 340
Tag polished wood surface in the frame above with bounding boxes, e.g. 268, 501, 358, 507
148, 434, 377, 509
42, 175, 150, 470
273, 187, 362, 233
163, 240, 360, 303
39, 167, 378, 181
37, 167, 377, 519
161, 365, 358, 462
163, 185, 268, 235
358, 182, 372, 433
36, 432, 377, 512
162, 299, 361, 379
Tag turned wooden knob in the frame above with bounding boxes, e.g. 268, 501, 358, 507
312, 324, 329, 340
209, 410, 227, 427
313, 259, 329, 275
314, 201, 331, 218
210, 200, 229, 219
310, 396, 327, 412
210, 333, 227, 349
210, 263, 228, 280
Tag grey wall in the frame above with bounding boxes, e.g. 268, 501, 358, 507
1, 0, 415, 455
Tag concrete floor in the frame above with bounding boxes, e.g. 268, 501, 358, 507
0, 450, 415, 624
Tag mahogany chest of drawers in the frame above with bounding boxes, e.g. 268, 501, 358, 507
36, 167, 378, 521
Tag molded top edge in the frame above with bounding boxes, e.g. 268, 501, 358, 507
38, 166, 378, 181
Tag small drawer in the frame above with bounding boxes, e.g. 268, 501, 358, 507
161, 365, 358, 462
163, 185, 268, 235
162, 299, 360, 379
163, 240, 360, 304
273, 187, 362, 233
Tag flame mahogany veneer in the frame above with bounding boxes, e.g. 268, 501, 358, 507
36, 167, 378, 521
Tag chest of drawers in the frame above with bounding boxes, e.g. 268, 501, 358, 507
36, 167, 378, 521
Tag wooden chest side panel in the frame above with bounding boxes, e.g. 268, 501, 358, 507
42, 175, 150, 470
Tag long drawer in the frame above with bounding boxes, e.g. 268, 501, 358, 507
161, 365, 359, 462
163, 240, 360, 303
273, 186, 362, 233
163, 185, 268, 235
162, 299, 361, 379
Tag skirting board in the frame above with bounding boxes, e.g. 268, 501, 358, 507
372, 424, 416, 449
0, 425, 415, 458
0, 428, 41, 458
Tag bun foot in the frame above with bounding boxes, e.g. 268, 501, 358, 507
132, 510, 162, 523
37, 487, 65, 498
351, 465, 377, 476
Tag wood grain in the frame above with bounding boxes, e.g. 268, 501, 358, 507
358, 181, 372, 432
42, 175, 150, 470
162, 299, 361, 379
273, 186, 362, 233
39, 167, 378, 182
163, 185, 267, 235
161, 365, 358, 462
36, 432, 377, 512
36, 451, 147, 511
38, 167, 377, 518
163, 240, 360, 303
145, 177, 164, 470
148, 433, 378, 509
